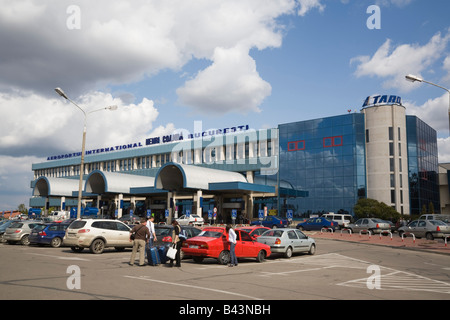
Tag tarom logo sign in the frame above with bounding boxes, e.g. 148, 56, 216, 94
362, 95, 402, 108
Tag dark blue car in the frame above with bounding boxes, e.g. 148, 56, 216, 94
296, 217, 338, 231
29, 223, 70, 248
251, 216, 289, 228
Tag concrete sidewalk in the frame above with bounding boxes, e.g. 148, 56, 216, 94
306, 229, 450, 255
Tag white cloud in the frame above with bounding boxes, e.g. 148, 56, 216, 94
351, 31, 450, 91
0, 0, 302, 114
438, 137, 450, 163
403, 93, 449, 135
0, 90, 161, 157
297, 0, 325, 16
176, 46, 272, 115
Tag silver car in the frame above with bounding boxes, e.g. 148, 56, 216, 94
4, 221, 44, 245
347, 218, 391, 234
256, 228, 316, 258
398, 220, 450, 240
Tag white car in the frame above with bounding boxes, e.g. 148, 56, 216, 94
63, 219, 132, 254
176, 214, 204, 226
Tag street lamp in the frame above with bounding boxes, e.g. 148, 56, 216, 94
55, 87, 118, 219
405, 74, 450, 135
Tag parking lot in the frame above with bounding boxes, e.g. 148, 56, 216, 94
1, 233, 449, 306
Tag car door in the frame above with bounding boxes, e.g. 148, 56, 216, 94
295, 230, 311, 252
114, 221, 132, 245
286, 230, 302, 253
416, 220, 427, 238
237, 231, 258, 257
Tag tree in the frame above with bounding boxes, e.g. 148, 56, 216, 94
18, 204, 28, 215
353, 198, 400, 221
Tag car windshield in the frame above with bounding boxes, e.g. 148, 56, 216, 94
261, 230, 284, 237
69, 220, 87, 229
371, 218, 384, 222
198, 230, 223, 238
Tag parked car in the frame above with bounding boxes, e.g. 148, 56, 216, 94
347, 218, 391, 234
29, 223, 70, 247
251, 216, 289, 228
0, 220, 14, 242
63, 219, 132, 254
182, 226, 271, 265
398, 220, 450, 240
256, 228, 316, 258
3, 221, 44, 245
235, 226, 270, 239
154, 225, 202, 259
322, 213, 354, 229
176, 214, 204, 226
296, 217, 338, 231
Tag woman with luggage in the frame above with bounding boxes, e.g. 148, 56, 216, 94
168, 220, 182, 267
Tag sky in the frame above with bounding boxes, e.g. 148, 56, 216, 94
1, 0, 450, 210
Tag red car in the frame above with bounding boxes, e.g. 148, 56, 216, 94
236, 226, 270, 239
182, 227, 271, 265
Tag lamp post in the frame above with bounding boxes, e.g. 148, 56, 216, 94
405, 74, 450, 135
55, 87, 118, 219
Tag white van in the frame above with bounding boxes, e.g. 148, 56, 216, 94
419, 214, 450, 224
322, 213, 354, 229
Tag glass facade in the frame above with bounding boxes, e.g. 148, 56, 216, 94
278, 113, 366, 217
406, 116, 440, 215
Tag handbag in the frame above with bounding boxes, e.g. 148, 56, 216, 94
166, 243, 177, 260
130, 225, 143, 241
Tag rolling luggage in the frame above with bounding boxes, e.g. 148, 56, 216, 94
147, 246, 161, 266
158, 246, 168, 264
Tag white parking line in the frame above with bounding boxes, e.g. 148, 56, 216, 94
27, 252, 90, 261
124, 275, 263, 300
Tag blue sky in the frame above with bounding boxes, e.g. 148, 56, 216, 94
1, 0, 449, 210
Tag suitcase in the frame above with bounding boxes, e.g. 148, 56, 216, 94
147, 246, 161, 266
158, 246, 168, 264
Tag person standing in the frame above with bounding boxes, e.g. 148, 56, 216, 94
226, 224, 238, 267
146, 216, 157, 247
129, 218, 150, 266
169, 220, 182, 267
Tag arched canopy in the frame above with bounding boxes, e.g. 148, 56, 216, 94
155, 163, 247, 191
85, 170, 155, 194
33, 177, 79, 197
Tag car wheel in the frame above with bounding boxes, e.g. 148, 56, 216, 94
90, 239, 105, 254
217, 250, 230, 265
20, 235, 30, 246
398, 230, 404, 238
71, 246, 84, 253
426, 233, 434, 240
284, 246, 293, 258
272, 225, 278, 229
50, 237, 62, 248
308, 244, 316, 255
256, 250, 266, 262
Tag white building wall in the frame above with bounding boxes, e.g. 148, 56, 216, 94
363, 103, 410, 215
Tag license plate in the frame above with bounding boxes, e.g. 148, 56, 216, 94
190, 245, 199, 249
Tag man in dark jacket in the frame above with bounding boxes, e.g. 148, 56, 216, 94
129, 218, 150, 266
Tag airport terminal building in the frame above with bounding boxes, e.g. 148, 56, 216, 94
30, 95, 441, 221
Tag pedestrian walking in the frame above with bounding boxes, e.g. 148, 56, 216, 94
168, 220, 182, 267
129, 218, 150, 266
226, 224, 238, 267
